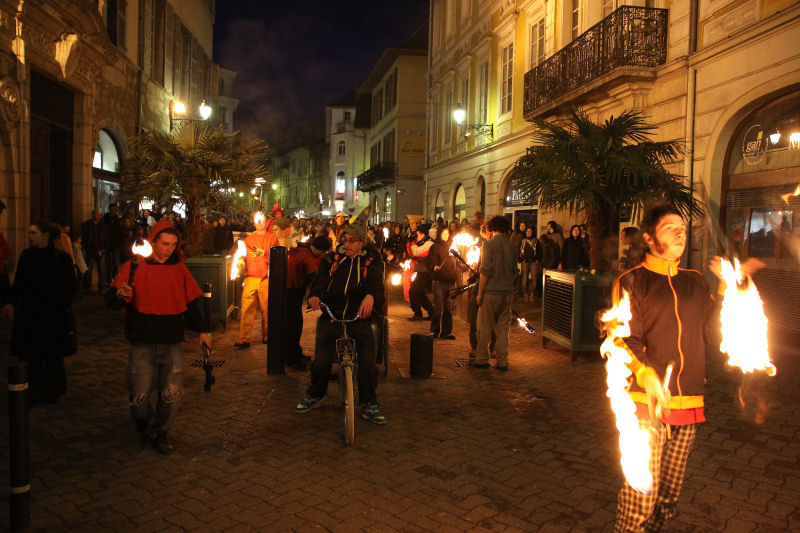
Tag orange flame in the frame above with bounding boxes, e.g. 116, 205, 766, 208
253, 211, 266, 224
300, 235, 310, 243
719, 259, 776, 376
466, 245, 481, 266
230, 240, 247, 280
411, 272, 417, 282
450, 232, 478, 252
780, 184, 800, 204
600, 290, 655, 494
401, 259, 412, 271
131, 239, 153, 258
383, 227, 389, 240
390, 273, 402, 286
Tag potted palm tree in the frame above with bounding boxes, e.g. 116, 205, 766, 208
513, 109, 702, 358
122, 122, 268, 326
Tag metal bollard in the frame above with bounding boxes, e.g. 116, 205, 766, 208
8, 362, 30, 532
202, 283, 216, 392
266, 245, 287, 375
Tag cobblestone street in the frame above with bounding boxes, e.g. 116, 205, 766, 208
1, 291, 799, 532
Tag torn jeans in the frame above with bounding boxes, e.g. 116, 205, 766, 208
127, 342, 185, 436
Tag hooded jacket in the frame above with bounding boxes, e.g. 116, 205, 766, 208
106, 220, 206, 344
616, 254, 721, 425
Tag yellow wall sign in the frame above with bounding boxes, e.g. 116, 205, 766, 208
400, 138, 425, 156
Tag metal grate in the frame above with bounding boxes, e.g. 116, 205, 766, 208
543, 276, 573, 339
191, 359, 225, 368
727, 185, 800, 209
455, 358, 471, 367
752, 269, 800, 332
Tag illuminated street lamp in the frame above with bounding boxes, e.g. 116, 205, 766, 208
272, 183, 278, 191
452, 102, 493, 139
169, 99, 213, 130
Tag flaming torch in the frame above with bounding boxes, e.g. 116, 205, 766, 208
230, 240, 247, 280
253, 211, 266, 225
382, 227, 389, 240
391, 273, 402, 286
300, 235, 310, 243
128, 238, 153, 285
600, 290, 656, 494
781, 184, 800, 204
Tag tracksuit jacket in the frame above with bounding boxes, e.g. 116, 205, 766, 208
615, 254, 721, 425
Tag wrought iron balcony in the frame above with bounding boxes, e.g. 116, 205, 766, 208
523, 6, 668, 119
356, 162, 397, 192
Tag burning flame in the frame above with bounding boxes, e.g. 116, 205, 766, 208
466, 246, 481, 266
718, 259, 776, 376
383, 227, 389, 240
781, 184, 800, 204
300, 235, 310, 243
131, 239, 153, 257
600, 290, 655, 494
253, 211, 266, 224
401, 259, 412, 272
391, 273, 402, 286
230, 240, 247, 280
411, 272, 417, 282
450, 232, 478, 251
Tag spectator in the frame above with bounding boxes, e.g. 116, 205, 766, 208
561, 224, 590, 270
213, 215, 234, 253
3, 220, 77, 403
407, 225, 433, 321
474, 216, 518, 371
619, 226, 646, 271
106, 221, 211, 454
285, 235, 331, 369
71, 230, 88, 283
81, 209, 109, 292
540, 221, 561, 270
104, 203, 123, 285
426, 226, 457, 339
580, 224, 591, 257
52, 222, 76, 266
519, 227, 541, 301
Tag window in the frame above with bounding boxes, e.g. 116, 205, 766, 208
602, 0, 619, 18
105, 0, 127, 49
370, 142, 382, 167
353, 178, 359, 202
479, 62, 489, 124
529, 17, 545, 68
337, 140, 346, 156
335, 171, 346, 198
344, 111, 351, 122
453, 184, 466, 221
431, 96, 439, 151
93, 130, 120, 172
435, 192, 446, 220
445, 90, 452, 143
571, 1, 580, 40
501, 43, 514, 115
383, 129, 395, 163
460, 76, 469, 136
460, 0, 471, 23
372, 89, 383, 126
152, 0, 165, 85
384, 69, 397, 114
384, 194, 392, 222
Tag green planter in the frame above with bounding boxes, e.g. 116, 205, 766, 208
185, 255, 234, 330
541, 269, 615, 362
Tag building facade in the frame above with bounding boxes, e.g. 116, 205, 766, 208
268, 144, 329, 218
357, 24, 428, 225
325, 89, 370, 217
213, 64, 238, 134
0, 0, 227, 271
426, 0, 800, 333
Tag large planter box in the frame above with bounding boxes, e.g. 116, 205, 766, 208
185, 255, 234, 330
541, 269, 615, 361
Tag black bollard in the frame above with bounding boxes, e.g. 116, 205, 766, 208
266, 245, 287, 375
8, 362, 30, 532
202, 282, 215, 391
409, 333, 434, 378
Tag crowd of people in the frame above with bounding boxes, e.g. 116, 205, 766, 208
1, 194, 720, 531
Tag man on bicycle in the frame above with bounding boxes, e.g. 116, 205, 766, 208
295, 218, 387, 424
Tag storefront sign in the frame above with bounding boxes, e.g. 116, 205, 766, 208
741, 124, 766, 165
400, 138, 424, 156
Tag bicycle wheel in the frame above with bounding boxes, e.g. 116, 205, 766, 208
342, 364, 355, 445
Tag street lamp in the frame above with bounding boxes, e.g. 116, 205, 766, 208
452, 102, 493, 139
169, 99, 212, 130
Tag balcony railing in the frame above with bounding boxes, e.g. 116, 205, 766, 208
356, 162, 397, 192
523, 6, 668, 118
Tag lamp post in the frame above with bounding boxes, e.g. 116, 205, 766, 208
452, 102, 493, 139
169, 99, 212, 130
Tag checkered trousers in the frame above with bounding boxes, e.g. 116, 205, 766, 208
615, 423, 699, 533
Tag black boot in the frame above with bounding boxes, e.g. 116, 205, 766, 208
151, 431, 174, 455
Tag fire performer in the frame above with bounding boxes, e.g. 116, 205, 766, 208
611, 204, 724, 532
236, 212, 279, 349
106, 221, 211, 454
407, 224, 434, 321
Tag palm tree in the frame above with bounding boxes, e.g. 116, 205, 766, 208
514, 109, 702, 272
122, 122, 268, 256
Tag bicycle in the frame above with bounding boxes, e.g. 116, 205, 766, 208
317, 302, 360, 445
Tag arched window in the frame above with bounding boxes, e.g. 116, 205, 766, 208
335, 171, 346, 199
384, 194, 392, 222
94, 129, 120, 172
435, 191, 446, 220
479, 177, 486, 214
93, 128, 123, 213
453, 184, 467, 221
337, 140, 346, 156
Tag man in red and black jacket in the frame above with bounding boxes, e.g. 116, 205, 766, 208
613, 204, 726, 532
106, 220, 211, 455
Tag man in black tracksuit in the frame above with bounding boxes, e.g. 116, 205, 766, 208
294, 221, 387, 425
613, 205, 725, 532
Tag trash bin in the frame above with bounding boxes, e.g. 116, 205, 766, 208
409, 333, 433, 377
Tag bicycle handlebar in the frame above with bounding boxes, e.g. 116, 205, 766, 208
317, 302, 360, 323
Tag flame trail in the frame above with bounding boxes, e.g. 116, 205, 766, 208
600, 290, 655, 494
780, 184, 800, 204
230, 240, 247, 280
718, 259, 776, 376
390, 273, 402, 286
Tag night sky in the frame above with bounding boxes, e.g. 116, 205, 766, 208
213, 0, 430, 153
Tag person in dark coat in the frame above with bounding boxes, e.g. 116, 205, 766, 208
561, 224, 590, 270
81, 209, 110, 292
426, 227, 458, 339
2, 220, 77, 403
213, 215, 235, 253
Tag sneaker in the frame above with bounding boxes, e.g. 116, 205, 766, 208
234, 342, 250, 349
295, 394, 324, 413
440, 334, 456, 340
361, 404, 387, 425
150, 431, 174, 455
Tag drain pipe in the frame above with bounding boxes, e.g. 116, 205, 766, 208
685, 0, 698, 269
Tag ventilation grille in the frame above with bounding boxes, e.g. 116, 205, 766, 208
752, 269, 800, 332
543, 276, 573, 339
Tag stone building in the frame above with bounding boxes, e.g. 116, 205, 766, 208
357, 23, 428, 225
325, 88, 370, 217
268, 144, 329, 219
425, 0, 800, 334
0, 0, 226, 271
